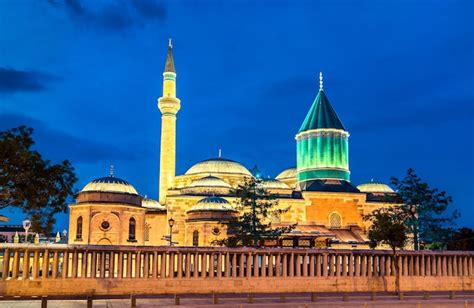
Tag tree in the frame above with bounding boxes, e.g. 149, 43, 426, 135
446, 228, 474, 251
364, 207, 408, 294
391, 168, 458, 250
0, 126, 77, 234
218, 177, 296, 247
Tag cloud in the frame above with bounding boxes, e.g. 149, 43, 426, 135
0, 113, 146, 164
0, 67, 60, 95
48, 0, 167, 31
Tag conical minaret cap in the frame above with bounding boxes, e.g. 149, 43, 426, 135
298, 73, 346, 132
164, 38, 176, 73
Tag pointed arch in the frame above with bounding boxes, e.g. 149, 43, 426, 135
76, 216, 83, 240
128, 217, 136, 241
329, 212, 342, 228
192, 230, 199, 247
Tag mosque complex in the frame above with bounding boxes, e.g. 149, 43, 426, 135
68, 40, 398, 249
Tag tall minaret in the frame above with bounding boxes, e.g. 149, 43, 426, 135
158, 39, 181, 203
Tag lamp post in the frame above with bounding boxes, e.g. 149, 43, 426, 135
168, 217, 175, 246
22, 220, 31, 243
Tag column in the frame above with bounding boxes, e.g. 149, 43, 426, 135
426, 255, 431, 276
193, 253, 199, 278
2, 249, 10, 280
61, 251, 68, 279
217, 253, 223, 278
276, 253, 281, 277
354, 254, 360, 277
322, 253, 328, 277
22, 250, 30, 280
309, 254, 315, 277
185, 253, 191, 278
177, 252, 183, 278
289, 253, 294, 277
282, 253, 288, 277
11, 250, 19, 279
232, 253, 237, 278
225, 252, 231, 278
118, 252, 124, 278
42, 250, 49, 279
101, 252, 106, 278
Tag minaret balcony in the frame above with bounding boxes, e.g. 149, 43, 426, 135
158, 96, 181, 115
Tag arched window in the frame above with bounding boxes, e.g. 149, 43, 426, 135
192, 230, 199, 247
144, 223, 150, 242
329, 212, 342, 228
76, 216, 83, 240
128, 217, 136, 241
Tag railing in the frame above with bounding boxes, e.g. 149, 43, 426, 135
0, 244, 473, 296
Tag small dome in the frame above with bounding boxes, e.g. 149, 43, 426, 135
276, 167, 296, 180
185, 158, 251, 176
189, 196, 233, 212
259, 179, 290, 189
357, 181, 394, 193
82, 176, 138, 195
141, 197, 165, 210
188, 176, 231, 188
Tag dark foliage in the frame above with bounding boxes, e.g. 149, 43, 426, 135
391, 168, 458, 250
0, 126, 77, 234
446, 227, 474, 251
217, 177, 296, 247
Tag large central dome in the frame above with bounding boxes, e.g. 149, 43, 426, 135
185, 158, 251, 176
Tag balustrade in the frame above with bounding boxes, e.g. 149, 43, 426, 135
0, 245, 472, 282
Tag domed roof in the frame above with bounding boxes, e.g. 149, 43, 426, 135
188, 176, 231, 188
82, 176, 138, 195
259, 179, 290, 189
357, 181, 394, 193
141, 197, 166, 210
185, 158, 251, 176
276, 167, 297, 180
189, 196, 234, 212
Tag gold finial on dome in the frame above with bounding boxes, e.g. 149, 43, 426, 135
319, 72, 324, 91
109, 165, 114, 177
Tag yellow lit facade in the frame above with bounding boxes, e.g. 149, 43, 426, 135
68, 41, 399, 249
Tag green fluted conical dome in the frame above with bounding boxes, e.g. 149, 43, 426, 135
296, 85, 350, 188
299, 90, 345, 132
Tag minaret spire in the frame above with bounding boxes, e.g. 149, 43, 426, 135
164, 38, 175, 73
319, 72, 323, 91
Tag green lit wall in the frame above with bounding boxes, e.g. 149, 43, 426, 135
296, 129, 350, 182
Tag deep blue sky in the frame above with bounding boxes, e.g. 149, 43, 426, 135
0, 0, 473, 231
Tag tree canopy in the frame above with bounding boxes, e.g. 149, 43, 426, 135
364, 207, 408, 252
390, 168, 458, 250
446, 227, 474, 251
0, 126, 77, 234
218, 177, 295, 247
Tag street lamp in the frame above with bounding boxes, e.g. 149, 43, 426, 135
22, 220, 31, 243
168, 217, 175, 246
